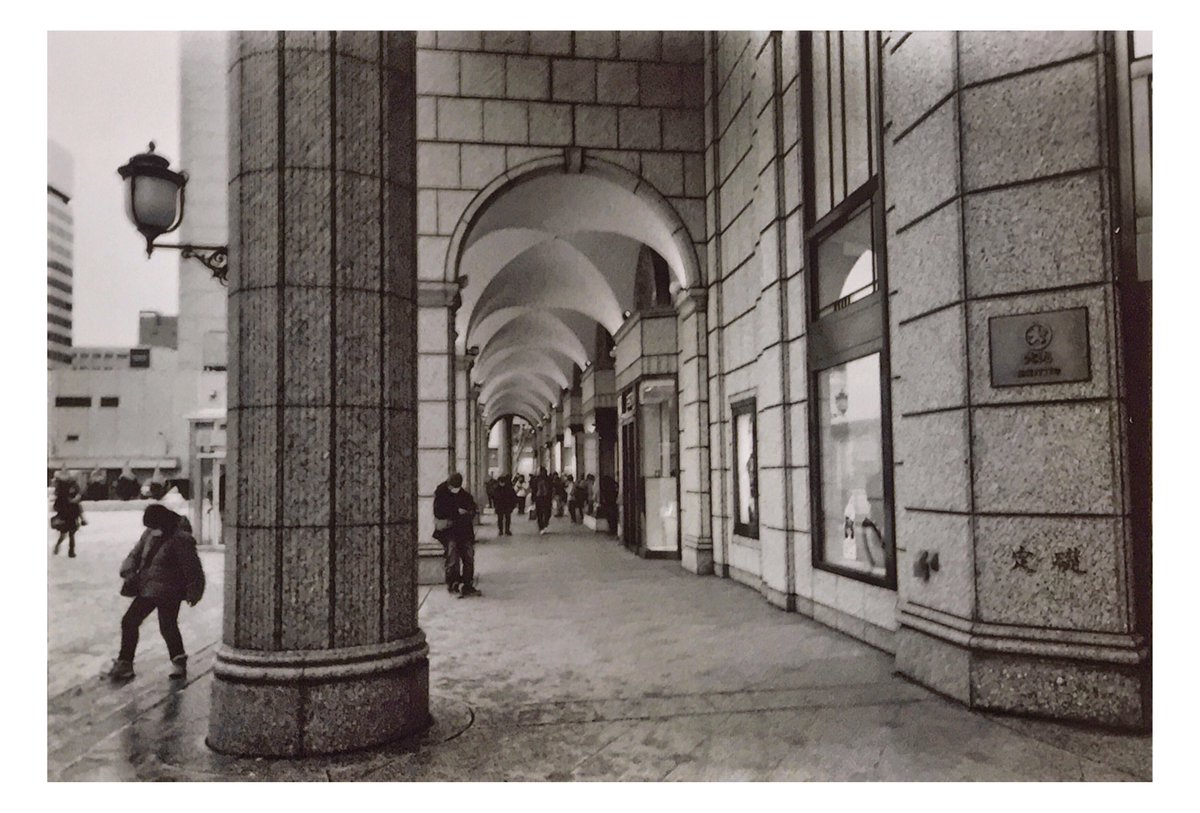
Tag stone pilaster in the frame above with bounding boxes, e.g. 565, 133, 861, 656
415, 280, 458, 583
884, 31, 1148, 728
211, 31, 428, 756
677, 288, 714, 575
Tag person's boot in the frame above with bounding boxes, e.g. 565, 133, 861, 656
53, 536, 62, 555
105, 659, 135, 681
169, 655, 187, 679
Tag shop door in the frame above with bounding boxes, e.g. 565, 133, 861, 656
636, 378, 680, 557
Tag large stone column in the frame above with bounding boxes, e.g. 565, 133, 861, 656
210, 31, 429, 756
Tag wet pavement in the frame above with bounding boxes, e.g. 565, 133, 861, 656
48, 510, 1151, 781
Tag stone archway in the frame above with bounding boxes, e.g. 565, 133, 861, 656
445, 152, 714, 574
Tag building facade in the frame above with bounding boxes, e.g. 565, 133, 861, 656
47, 34, 231, 525
206, 30, 1151, 756
47, 139, 74, 367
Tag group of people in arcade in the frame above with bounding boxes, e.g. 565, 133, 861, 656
434, 468, 620, 598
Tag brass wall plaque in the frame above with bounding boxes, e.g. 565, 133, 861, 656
988, 307, 1091, 388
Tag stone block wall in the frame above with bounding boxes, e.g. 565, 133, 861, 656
883, 31, 1147, 726
703, 32, 892, 640
415, 30, 707, 285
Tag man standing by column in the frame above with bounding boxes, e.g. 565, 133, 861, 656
435, 473, 481, 597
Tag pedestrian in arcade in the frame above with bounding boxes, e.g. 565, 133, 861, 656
552, 473, 567, 517
514, 474, 528, 518
433, 473, 482, 597
493, 474, 517, 537
51, 470, 83, 557
531, 466, 554, 534
569, 475, 588, 524
484, 475, 498, 510
106, 504, 205, 681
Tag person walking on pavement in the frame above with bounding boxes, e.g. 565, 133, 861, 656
106, 504, 205, 681
51, 470, 84, 557
532, 466, 554, 535
493, 474, 517, 537
514, 474, 528, 518
434, 473, 482, 597
552, 473, 567, 517
569, 475, 588, 524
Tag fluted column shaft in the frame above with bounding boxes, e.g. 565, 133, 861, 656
209, 31, 428, 756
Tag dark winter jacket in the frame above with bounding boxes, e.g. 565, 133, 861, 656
433, 482, 478, 542
531, 475, 554, 505
52, 481, 83, 531
493, 483, 518, 513
120, 528, 206, 604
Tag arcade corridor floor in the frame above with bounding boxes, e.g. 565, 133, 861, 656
47, 511, 1151, 781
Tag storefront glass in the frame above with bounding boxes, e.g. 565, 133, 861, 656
816, 354, 885, 576
732, 400, 758, 536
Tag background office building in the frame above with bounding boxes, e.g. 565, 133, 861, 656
47, 139, 74, 367
47, 33, 230, 542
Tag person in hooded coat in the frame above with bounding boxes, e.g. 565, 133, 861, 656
492, 474, 517, 536
51, 469, 83, 557
105, 504, 205, 681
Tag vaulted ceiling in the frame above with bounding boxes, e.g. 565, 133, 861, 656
453, 166, 697, 427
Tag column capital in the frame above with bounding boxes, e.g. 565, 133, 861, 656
676, 286, 709, 318
417, 280, 461, 309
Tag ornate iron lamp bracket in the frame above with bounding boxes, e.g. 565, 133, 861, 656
155, 243, 231, 285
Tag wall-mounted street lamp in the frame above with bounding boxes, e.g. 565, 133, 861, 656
835, 390, 849, 415
117, 143, 230, 285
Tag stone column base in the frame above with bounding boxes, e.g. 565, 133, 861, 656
207, 633, 431, 756
896, 611, 1149, 730
417, 541, 445, 585
681, 536, 714, 575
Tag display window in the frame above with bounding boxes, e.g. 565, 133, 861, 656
802, 31, 896, 589
731, 399, 758, 539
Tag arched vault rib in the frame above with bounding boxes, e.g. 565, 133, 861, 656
480, 372, 562, 411
469, 307, 598, 366
473, 316, 589, 378
459, 234, 625, 348
485, 394, 547, 426
464, 171, 693, 292
480, 368, 565, 406
474, 345, 576, 390
466, 241, 624, 338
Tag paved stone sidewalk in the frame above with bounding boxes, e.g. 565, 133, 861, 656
48, 513, 1151, 781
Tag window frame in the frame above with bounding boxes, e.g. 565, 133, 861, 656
730, 397, 760, 540
800, 30, 897, 590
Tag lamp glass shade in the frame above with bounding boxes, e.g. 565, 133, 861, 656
126, 174, 181, 236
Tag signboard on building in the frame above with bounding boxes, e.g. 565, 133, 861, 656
129, 347, 150, 368
988, 307, 1091, 387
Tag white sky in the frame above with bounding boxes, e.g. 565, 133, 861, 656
48, 31, 182, 347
